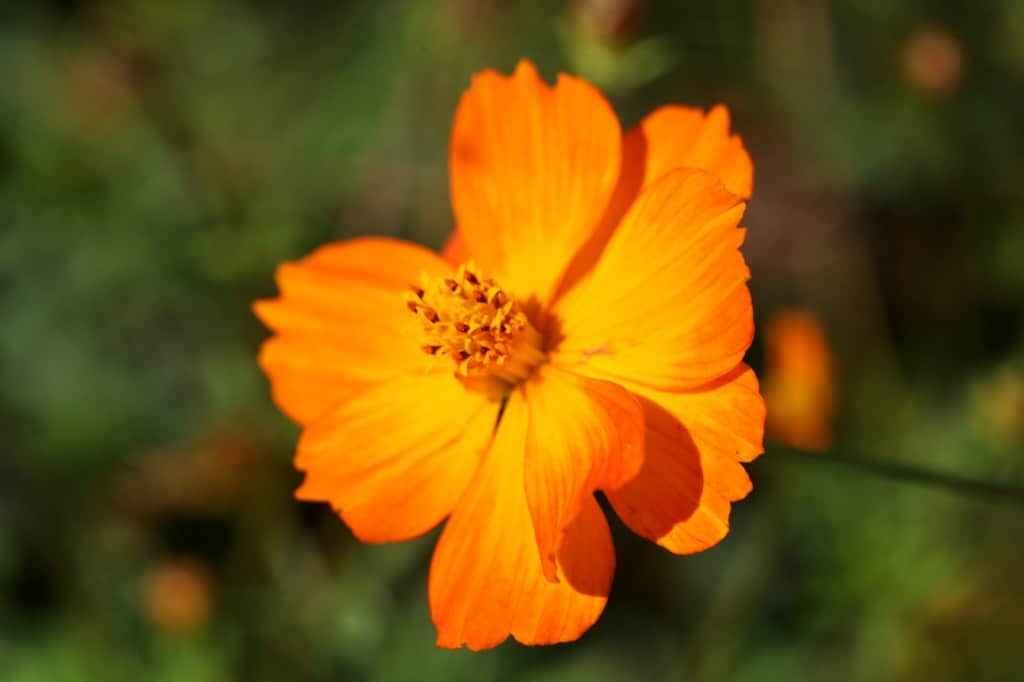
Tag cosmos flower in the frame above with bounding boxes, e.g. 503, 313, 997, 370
902, 24, 965, 98
142, 557, 214, 634
254, 60, 764, 650
763, 309, 835, 452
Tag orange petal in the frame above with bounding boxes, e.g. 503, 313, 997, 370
295, 372, 498, 543
429, 392, 615, 650
551, 168, 753, 391
605, 365, 765, 554
253, 237, 452, 425
551, 104, 752, 303
440, 229, 469, 266
523, 365, 643, 581
449, 59, 620, 306
625, 104, 753, 201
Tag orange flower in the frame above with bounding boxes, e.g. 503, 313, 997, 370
902, 25, 965, 97
254, 60, 764, 650
763, 309, 835, 452
142, 557, 214, 634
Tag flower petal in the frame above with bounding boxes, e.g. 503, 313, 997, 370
523, 365, 643, 581
550, 104, 752, 304
449, 59, 620, 306
253, 237, 452, 425
429, 392, 615, 650
605, 365, 765, 553
295, 373, 498, 543
550, 168, 752, 391
440, 229, 469, 265
624, 104, 753, 201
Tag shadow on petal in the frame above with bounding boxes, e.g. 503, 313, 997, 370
555, 495, 616, 597
606, 394, 713, 548
546, 130, 649, 315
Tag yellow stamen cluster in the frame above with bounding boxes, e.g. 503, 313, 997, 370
405, 262, 544, 385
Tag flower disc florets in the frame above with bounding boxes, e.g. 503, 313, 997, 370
405, 262, 544, 386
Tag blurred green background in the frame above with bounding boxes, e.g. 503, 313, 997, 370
2, 0, 1023, 680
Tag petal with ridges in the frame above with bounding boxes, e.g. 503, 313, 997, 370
253, 237, 452, 425
295, 372, 498, 543
449, 59, 620, 306
626, 104, 753, 200
598, 365, 765, 554
550, 169, 752, 391
550, 104, 752, 305
523, 365, 643, 580
430, 392, 615, 650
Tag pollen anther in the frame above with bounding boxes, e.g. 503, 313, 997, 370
404, 261, 544, 385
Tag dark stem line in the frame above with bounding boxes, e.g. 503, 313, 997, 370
769, 444, 1024, 509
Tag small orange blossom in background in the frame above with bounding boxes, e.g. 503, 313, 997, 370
254, 60, 765, 650
903, 25, 965, 98
142, 557, 214, 634
763, 309, 836, 453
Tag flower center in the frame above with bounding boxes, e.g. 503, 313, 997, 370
405, 262, 545, 388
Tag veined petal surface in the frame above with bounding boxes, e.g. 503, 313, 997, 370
523, 365, 643, 580
429, 393, 615, 650
624, 104, 753, 201
253, 237, 452, 425
551, 169, 753, 391
296, 373, 498, 543
601, 365, 765, 553
449, 60, 621, 307
550, 104, 752, 303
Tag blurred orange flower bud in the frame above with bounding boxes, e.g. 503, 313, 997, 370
142, 557, 214, 634
903, 25, 965, 97
763, 309, 836, 452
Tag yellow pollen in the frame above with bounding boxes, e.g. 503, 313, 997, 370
405, 262, 545, 385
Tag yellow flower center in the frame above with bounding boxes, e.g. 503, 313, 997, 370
406, 262, 545, 388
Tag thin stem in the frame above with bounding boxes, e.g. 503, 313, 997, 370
768, 444, 1024, 509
